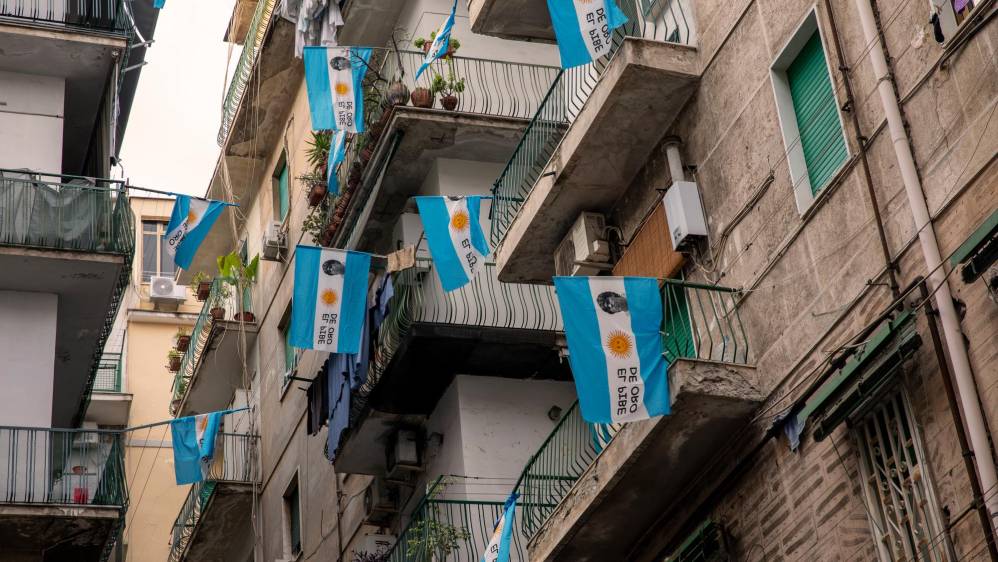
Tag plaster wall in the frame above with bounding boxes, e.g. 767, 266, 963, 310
0, 70, 64, 174
0, 290, 56, 427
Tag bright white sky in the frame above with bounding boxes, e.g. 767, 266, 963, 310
117, 1, 242, 197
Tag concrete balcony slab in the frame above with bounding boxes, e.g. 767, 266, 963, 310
179, 483, 255, 562
175, 320, 259, 419
496, 38, 699, 284
526, 359, 761, 562
0, 504, 120, 561
468, 0, 555, 42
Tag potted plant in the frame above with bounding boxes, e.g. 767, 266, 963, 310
167, 349, 182, 372
302, 207, 328, 245
306, 130, 331, 172
382, 80, 410, 109
300, 171, 328, 207
209, 281, 229, 321
411, 86, 434, 109
175, 327, 191, 353
413, 32, 460, 59
352, 550, 389, 562
432, 71, 465, 111
191, 271, 212, 301
405, 514, 470, 562
218, 252, 260, 322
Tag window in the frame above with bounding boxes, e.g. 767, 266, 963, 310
273, 154, 290, 222
854, 391, 949, 562
283, 473, 302, 558
141, 220, 177, 282
932, 0, 980, 41
278, 303, 298, 393
771, 12, 848, 213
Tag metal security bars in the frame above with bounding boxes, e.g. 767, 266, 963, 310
661, 279, 749, 365
170, 279, 250, 415
490, 0, 694, 248
94, 352, 123, 393
0, 0, 129, 33
0, 426, 127, 507
217, 0, 277, 145
168, 432, 259, 562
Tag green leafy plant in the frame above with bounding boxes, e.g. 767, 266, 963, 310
217, 252, 259, 317
175, 326, 190, 340
167, 349, 182, 360
299, 170, 327, 190
191, 271, 211, 285
413, 31, 461, 55
431, 71, 465, 97
302, 206, 328, 245
404, 480, 470, 562
306, 131, 331, 173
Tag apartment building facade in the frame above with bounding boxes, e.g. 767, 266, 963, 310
166, 0, 997, 561
0, 1, 158, 560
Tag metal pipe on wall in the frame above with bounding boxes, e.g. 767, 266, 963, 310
852, 0, 998, 535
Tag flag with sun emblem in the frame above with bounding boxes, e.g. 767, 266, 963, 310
481, 492, 518, 562
291, 245, 371, 353
546, 0, 629, 69
327, 130, 348, 195
304, 46, 373, 133
170, 410, 223, 485
553, 276, 670, 423
415, 0, 458, 80
414, 195, 490, 292
164, 195, 228, 270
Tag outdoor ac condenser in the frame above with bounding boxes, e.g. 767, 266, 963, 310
554, 212, 610, 276
261, 221, 286, 261
149, 276, 187, 304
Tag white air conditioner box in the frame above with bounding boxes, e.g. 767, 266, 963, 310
554, 212, 610, 276
364, 479, 400, 520
392, 213, 431, 262
149, 276, 187, 304
663, 181, 708, 250
261, 221, 286, 261
386, 429, 421, 476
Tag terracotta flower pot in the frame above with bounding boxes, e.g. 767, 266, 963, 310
410, 87, 434, 109
349, 162, 363, 182
168, 356, 181, 372
176, 335, 191, 353
196, 281, 212, 301
307, 183, 327, 207
234, 311, 256, 322
440, 94, 458, 111
360, 145, 375, 165
210, 307, 225, 321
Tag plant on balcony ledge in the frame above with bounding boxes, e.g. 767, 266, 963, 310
304, 131, 331, 206
192, 271, 212, 301
405, 516, 470, 562
175, 327, 192, 353
218, 252, 260, 322
167, 349, 182, 373
413, 32, 461, 58
431, 71, 465, 111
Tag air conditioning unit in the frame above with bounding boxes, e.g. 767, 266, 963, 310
363, 479, 400, 523
261, 221, 286, 261
554, 212, 610, 276
386, 429, 422, 477
73, 432, 100, 447
149, 276, 187, 304
350, 529, 396, 559
663, 181, 708, 251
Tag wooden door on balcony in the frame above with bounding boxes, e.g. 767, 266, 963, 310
612, 201, 684, 279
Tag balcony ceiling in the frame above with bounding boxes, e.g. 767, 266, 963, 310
496, 39, 699, 284
86, 392, 132, 426
178, 484, 255, 562
527, 359, 762, 562
0, 23, 127, 173
468, 0, 555, 42
0, 246, 126, 427
175, 320, 259, 418
0, 504, 120, 561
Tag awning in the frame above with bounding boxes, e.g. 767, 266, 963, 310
950, 208, 998, 283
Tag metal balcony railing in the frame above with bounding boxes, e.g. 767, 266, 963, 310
93, 352, 123, 393
168, 432, 259, 562
0, 426, 127, 507
490, 0, 694, 248
0, 0, 129, 33
217, 0, 277, 145
170, 279, 251, 415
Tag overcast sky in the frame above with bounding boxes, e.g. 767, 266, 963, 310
117, 1, 241, 197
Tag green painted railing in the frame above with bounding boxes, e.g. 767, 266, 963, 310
490, 0, 694, 248
168, 432, 259, 562
0, 0, 130, 33
170, 279, 251, 416
217, 0, 276, 145
93, 352, 123, 393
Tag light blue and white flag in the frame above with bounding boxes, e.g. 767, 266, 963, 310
153, 0, 165, 7
164, 195, 227, 270
291, 246, 371, 353
304, 46, 373, 133
415, 195, 490, 292
553, 276, 670, 423
481, 493, 518, 562
327, 130, 348, 195
546, 0, 628, 69
414, 0, 457, 80
170, 411, 223, 485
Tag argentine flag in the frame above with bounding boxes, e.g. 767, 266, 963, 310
547, 0, 629, 69
415, 196, 489, 292
553, 276, 669, 423
415, 0, 457, 80
481, 493, 518, 562
327, 130, 348, 196
164, 195, 227, 270
304, 46, 372, 133
291, 246, 371, 354
171, 411, 223, 485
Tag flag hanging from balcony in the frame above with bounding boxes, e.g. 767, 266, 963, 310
553, 276, 670, 423
291, 246, 371, 353
164, 195, 228, 270
546, 0, 629, 68
481, 492, 518, 562
327, 130, 348, 196
171, 411, 223, 485
153, 0, 165, 7
415, 195, 490, 292
304, 46, 373, 133
415, 0, 458, 80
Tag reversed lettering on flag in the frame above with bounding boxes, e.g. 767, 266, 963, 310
587, 278, 649, 422
165, 198, 209, 257
314, 250, 347, 351
574, 2, 613, 60
327, 48, 358, 133
444, 197, 483, 282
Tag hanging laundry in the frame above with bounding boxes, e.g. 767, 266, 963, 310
306, 360, 330, 436
326, 367, 351, 462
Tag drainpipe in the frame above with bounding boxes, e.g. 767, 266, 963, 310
663, 136, 686, 182
852, 0, 998, 534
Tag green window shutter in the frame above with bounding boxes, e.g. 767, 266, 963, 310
662, 282, 696, 362
284, 327, 296, 372
278, 164, 290, 220
787, 32, 847, 195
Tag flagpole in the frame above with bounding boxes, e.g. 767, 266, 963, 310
120, 407, 249, 433
123, 183, 240, 206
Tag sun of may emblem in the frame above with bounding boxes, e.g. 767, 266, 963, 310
334, 82, 350, 95
187, 210, 198, 224
606, 330, 633, 359
450, 210, 470, 231
320, 289, 338, 306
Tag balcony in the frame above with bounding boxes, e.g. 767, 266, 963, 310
0, 0, 129, 34
0, 171, 133, 427
170, 280, 258, 418
333, 259, 571, 475
87, 352, 132, 426
328, 50, 560, 251
490, 0, 699, 284
168, 433, 259, 562
517, 281, 761, 562
468, 0, 554, 42
0, 426, 127, 561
